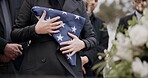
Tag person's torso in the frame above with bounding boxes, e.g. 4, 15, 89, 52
19, 0, 84, 77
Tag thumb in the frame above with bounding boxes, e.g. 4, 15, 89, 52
40, 10, 46, 20
82, 66, 86, 74
68, 32, 77, 39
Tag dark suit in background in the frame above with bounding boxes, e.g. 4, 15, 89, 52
117, 13, 136, 33
11, 0, 96, 78
80, 14, 109, 78
0, 0, 23, 74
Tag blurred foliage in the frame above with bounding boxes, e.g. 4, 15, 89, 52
95, 0, 133, 23
128, 16, 138, 26
93, 7, 148, 78
96, 2, 125, 23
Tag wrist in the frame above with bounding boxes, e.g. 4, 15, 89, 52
35, 25, 40, 34
80, 40, 85, 49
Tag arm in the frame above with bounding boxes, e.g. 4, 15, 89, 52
97, 29, 109, 52
80, 1, 97, 50
0, 37, 8, 54
11, 0, 62, 43
81, 23, 109, 66
11, 0, 37, 42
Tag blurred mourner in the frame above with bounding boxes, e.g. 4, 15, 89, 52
0, 0, 24, 75
80, 0, 109, 78
117, 0, 148, 62
117, 0, 148, 32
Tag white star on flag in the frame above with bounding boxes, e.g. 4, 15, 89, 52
67, 53, 72, 59
75, 15, 80, 20
48, 17, 50, 19
62, 12, 67, 15
46, 17, 51, 21
72, 26, 77, 33
57, 34, 64, 41
34, 6, 40, 8
49, 8, 54, 11
62, 23, 65, 28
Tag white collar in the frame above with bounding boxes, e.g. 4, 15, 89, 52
135, 11, 143, 21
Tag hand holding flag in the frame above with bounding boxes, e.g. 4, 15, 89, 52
32, 6, 86, 66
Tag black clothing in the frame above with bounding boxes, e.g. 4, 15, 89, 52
0, 0, 24, 75
0, 0, 23, 54
80, 14, 109, 77
11, 0, 96, 78
117, 13, 136, 33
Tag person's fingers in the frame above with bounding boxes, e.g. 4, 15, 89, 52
16, 49, 22, 56
51, 24, 62, 30
48, 16, 60, 23
60, 41, 72, 46
82, 66, 86, 74
17, 44, 23, 50
60, 45, 72, 51
50, 21, 63, 26
11, 57, 15, 61
5, 50, 15, 58
14, 45, 22, 56
9, 51, 20, 60
40, 10, 46, 20
68, 32, 77, 39
12, 44, 20, 50
62, 48, 74, 54
16, 48, 22, 56
5, 54, 15, 61
49, 30, 60, 34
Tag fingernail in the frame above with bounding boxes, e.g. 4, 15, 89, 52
57, 16, 60, 18
60, 21, 63, 23
62, 51, 66, 54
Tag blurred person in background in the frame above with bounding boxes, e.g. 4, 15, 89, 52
117, 0, 148, 62
117, 0, 148, 32
81, 0, 109, 78
0, 0, 24, 75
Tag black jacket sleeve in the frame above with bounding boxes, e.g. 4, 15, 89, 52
117, 13, 135, 33
79, 1, 97, 50
0, 37, 8, 54
82, 24, 109, 66
11, 0, 38, 42
11, 0, 97, 50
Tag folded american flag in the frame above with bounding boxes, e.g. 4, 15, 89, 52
32, 6, 86, 66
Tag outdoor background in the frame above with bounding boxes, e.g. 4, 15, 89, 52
94, 0, 134, 50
